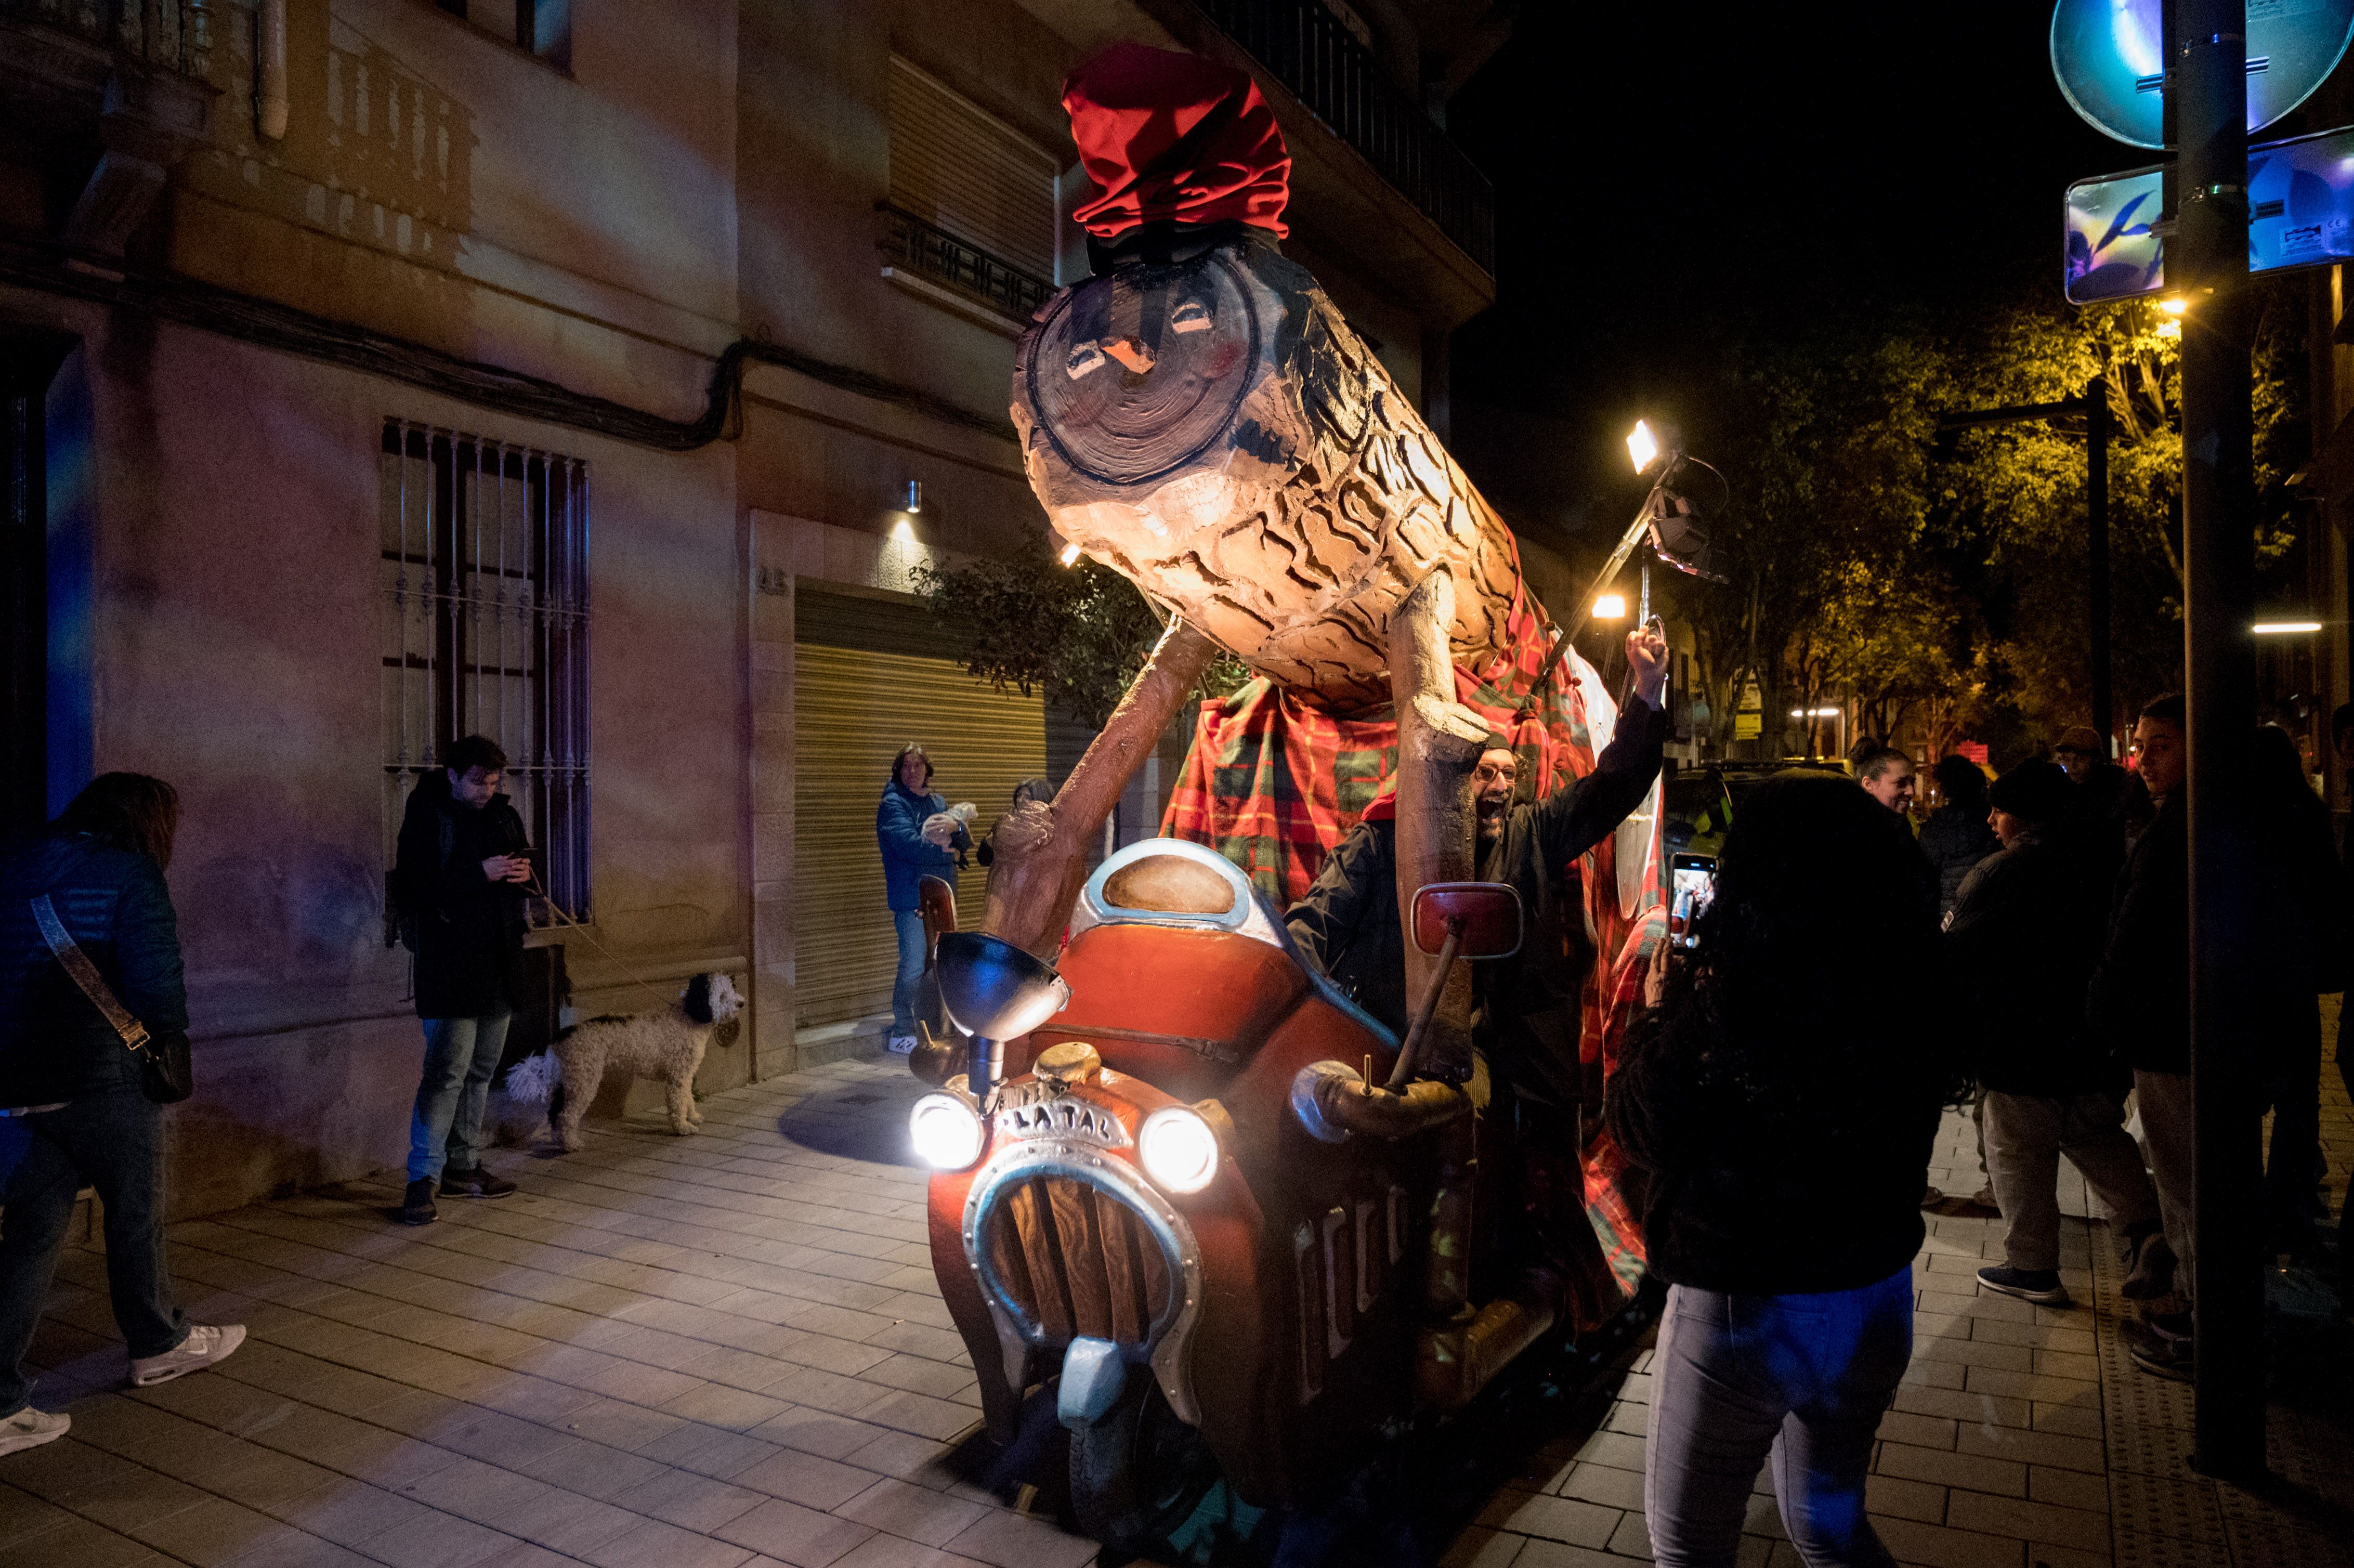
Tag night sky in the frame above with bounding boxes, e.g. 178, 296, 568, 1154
1444, 4, 2162, 535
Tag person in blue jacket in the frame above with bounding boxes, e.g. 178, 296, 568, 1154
877, 744, 969, 1051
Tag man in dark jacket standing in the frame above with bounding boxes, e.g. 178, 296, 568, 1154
392, 736, 529, 1224
1285, 626, 1669, 1111
1947, 760, 2164, 1308
2087, 694, 2192, 1378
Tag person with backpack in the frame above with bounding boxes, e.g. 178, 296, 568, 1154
0, 774, 245, 1457
390, 735, 530, 1225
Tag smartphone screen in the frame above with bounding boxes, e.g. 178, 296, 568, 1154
1670, 853, 1717, 949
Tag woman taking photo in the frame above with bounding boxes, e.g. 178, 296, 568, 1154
0, 774, 243, 1456
1610, 773, 1949, 1568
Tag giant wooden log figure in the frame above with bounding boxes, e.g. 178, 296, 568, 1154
921, 53, 1664, 1528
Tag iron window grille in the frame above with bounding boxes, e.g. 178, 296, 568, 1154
876, 202, 1054, 323
380, 420, 590, 926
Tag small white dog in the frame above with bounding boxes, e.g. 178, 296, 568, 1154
506, 972, 744, 1151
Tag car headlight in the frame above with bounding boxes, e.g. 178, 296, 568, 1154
1137, 1106, 1220, 1194
909, 1092, 985, 1170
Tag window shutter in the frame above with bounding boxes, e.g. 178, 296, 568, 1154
888, 57, 1057, 280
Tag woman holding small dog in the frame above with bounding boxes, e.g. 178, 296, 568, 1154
878, 744, 970, 1053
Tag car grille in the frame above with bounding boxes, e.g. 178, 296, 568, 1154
983, 1174, 1174, 1346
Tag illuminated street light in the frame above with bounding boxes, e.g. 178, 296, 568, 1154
1788, 707, 1841, 717
1592, 592, 1627, 621
1058, 541, 1082, 567
2160, 296, 2189, 316
2253, 620, 2322, 634
1627, 420, 1660, 474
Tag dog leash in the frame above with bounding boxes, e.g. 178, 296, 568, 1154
522, 872, 689, 1012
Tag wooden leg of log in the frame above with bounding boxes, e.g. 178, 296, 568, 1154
979, 617, 1221, 958
1388, 569, 1488, 1081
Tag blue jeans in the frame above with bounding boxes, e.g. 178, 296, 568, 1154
890, 908, 926, 1035
407, 1013, 511, 1183
0, 1086, 188, 1414
1645, 1265, 1913, 1568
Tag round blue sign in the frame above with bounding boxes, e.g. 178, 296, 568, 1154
2052, 0, 2354, 149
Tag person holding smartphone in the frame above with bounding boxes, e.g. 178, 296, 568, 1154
390, 735, 530, 1225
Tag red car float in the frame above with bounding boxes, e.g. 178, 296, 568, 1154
906, 839, 1542, 1552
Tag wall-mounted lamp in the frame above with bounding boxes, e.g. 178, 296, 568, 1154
2253, 620, 2322, 634
905, 480, 923, 514
1592, 592, 1627, 621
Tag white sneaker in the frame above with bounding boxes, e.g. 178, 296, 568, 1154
887, 1034, 918, 1054
130, 1323, 245, 1387
0, 1407, 68, 1457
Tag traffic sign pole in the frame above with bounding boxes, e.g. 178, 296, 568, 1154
2172, 0, 2268, 1478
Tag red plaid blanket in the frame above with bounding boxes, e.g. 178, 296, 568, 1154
1160, 563, 1662, 1323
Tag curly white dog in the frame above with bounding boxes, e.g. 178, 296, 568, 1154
504, 973, 743, 1151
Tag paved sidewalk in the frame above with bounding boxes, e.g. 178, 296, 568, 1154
1, 1052, 2347, 1568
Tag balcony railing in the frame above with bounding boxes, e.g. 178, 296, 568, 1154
1197, 0, 1495, 275
3, 0, 215, 76
877, 203, 1056, 325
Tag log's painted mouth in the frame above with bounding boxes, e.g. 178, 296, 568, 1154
1023, 251, 1260, 487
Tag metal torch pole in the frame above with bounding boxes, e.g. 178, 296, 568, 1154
2173, 0, 2267, 1476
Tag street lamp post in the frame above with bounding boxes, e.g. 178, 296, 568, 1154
2174, 0, 2266, 1477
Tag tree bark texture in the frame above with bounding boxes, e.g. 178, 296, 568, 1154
979, 616, 1220, 958
1013, 237, 1522, 707
1387, 569, 1485, 1081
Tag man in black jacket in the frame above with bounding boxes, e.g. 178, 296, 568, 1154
1285, 626, 1669, 1111
1947, 759, 2164, 1309
2087, 694, 2192, 1379
392, 736, 530, 1224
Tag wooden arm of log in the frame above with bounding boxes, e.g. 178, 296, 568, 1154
1389, 569, 1487, 1082
979, 617, 1221, 958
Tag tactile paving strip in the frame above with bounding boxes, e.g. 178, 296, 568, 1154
2107, 1470, 2225, 1541
2215, 1497, 2353, 1568
2111, 1523, 2237, 1568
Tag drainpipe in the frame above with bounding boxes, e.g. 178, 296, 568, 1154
255, 0, 289, 141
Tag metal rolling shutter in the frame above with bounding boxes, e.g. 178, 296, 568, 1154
794, 591, 1049, 1028
887, 56, 1058, 279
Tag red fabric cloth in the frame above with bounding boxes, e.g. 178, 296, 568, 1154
1158, 547, 1663, 1324
1062, 42, 1291, 240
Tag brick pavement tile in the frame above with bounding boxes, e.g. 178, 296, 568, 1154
841, 1430, 959, 1485
4, 1439, 212, 1533
752, 1408, 895, 1461
1605, 1509, 1652, 1558
220, 1527, 385, 1567
1438, 1528, 1529, 1567
833, 1476, 989, 1547
1510, 1541, 1628, 1568
579, 1515, 756, 1568
514, 1439, 668, 1496
354, 1507, 518, 1568
1863, 1473, 1947, 1524
1874, 1441, 2025, 1499
2027, 1466, 2109, 1513
1911, 1338, 2034, 1375
0, 1509, 162, 1568
860, 1323, 969, 1367
1875, 1410, 1958, 1451
2028, 1402, 2103, 1440
1965, 1318, 2095, 1355
729, 1447, 883, 1510
826, 1537, 995, 1568
638, 1423, 787, 1480
663, 1382, 798, 1432
1942, 1491, 2109, 1552
1915, 1291, 2036, 1325
847, 1356, 973, 1401
714, 1496, 878, 1566
124, 1494, 302, 1567
854, 1392, 977, 1444
1953, 1423, 2105, 1474
487, 1485, 645, 1557
938, 1508, 1100, 1568
393, 1456, 551, 1524
300, 1427, 468, 1490
1474, 1490, 1620, 1548
1603, 1401, 1648, 1438
1958, 1368, 2100, 1406
276, 1480, 440, 1548
471, 1376, 601, 1427
551, 1395, 692, 1452
1901, 1359, 1967, 1391
1552, 1462, 1645, 1512
1886, 1386, 2032, 1430
2030, 1349, 2101, 1382
469, 1545, 587, 1568
678, 1347, 807, 1395
610, 1467, 769, 1532
1867, 1517, 2024, 1568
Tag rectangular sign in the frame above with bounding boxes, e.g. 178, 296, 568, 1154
2065, 123, 2354, 304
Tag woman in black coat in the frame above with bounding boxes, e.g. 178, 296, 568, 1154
0, 775, 244, 1456
1610, 774, 1951, 1568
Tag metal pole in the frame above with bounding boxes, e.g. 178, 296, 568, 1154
2173, 0, 2267, 1476
2088, 376, 2112, 753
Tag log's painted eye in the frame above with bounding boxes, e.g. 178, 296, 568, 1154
1067, 342, 1106, 380
1170, 299, 1213, 333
